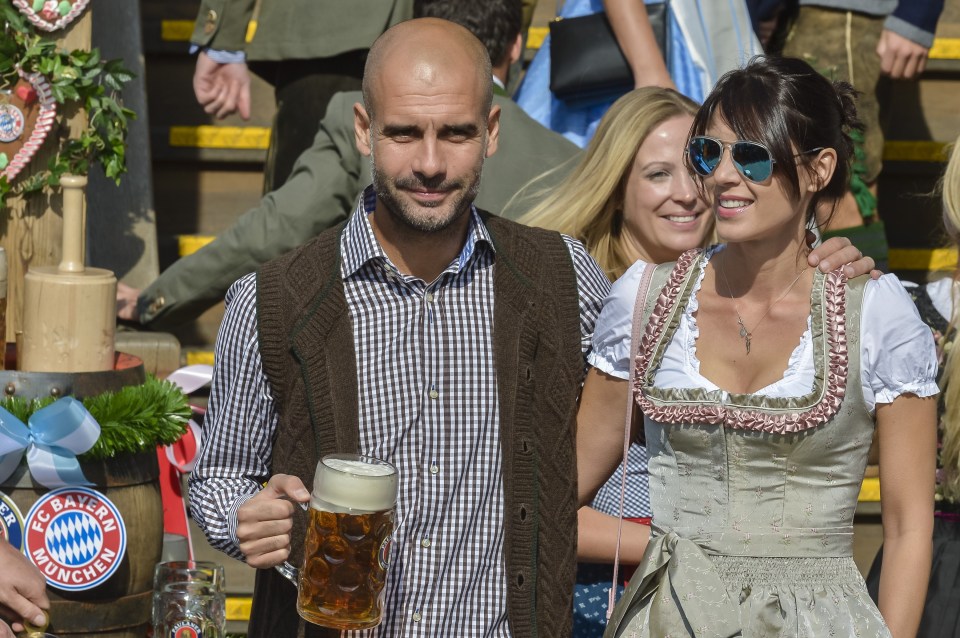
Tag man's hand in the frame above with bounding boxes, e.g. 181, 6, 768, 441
808, 235, 881, 279
116, 282, 142, 321
877, 29, 929, 80
0, 542, 49, 635
236, 474, 311, 569
193, 51, 252, 120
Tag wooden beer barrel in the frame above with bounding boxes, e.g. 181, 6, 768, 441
0, 354, 163, 637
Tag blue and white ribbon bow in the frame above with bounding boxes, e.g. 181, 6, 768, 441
0, 397, 100, 488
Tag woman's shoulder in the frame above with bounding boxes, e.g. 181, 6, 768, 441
860, 273, 939, 404
860, 274, 927, 329
862, 273, 916, 303
606, 259, 656, 314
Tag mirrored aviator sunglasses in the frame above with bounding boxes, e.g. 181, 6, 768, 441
686, 136, 776, 183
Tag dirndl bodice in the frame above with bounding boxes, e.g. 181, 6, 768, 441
605, 249, 889, 638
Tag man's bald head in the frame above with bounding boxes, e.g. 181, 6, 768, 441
362, 18, 493, 122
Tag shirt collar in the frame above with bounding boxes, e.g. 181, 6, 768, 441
341, 186, 495, 279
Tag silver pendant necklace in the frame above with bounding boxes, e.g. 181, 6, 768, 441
718, 258, 808, 355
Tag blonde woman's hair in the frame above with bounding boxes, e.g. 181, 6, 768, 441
513, 87, 701, 280
939, 134, 960, 502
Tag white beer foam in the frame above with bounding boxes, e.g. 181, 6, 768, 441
311, 457, 398, 513
325, 458, 395, 476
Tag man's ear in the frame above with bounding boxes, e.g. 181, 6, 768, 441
508, 33, 523, 65
485, 104, 501, 158
354, 102, 372, 156
807, 147, 837, 193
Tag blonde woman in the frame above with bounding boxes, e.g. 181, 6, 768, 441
865, 134, 960, 637
512, 86, 876, 636
516, 87, 709, 281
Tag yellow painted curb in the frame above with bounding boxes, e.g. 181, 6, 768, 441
160, 20, 193, 42
164, 127, 949, 161
160, 20, 257, 43
179, 235, 215, 257
521, 31, 958, 59
888, 247, 957, 272
169, 125, 271, 150
858, 477, 880, 502
527, 26, 548, 50
883, 140, 949, 163
930, 38, 960, 60
186, 351, 215, 366
226, 596, 252, 622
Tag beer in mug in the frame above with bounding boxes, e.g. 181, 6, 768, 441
297, 454, 398, 630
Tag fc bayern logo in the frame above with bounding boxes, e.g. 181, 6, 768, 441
0, 492, 25, 551
171, 620, 202, 638
24, 487, 127, 591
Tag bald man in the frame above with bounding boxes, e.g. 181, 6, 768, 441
121, 0, 579, 330
188, 18, 611, 638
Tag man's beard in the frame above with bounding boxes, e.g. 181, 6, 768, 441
370, 154, 483, 234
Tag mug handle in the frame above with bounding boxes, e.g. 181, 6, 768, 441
275, 561, 300, 586
274, 501, 309, 585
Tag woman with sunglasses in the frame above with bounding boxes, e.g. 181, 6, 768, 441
512, 85, 877, 637
577, 55, 938, 637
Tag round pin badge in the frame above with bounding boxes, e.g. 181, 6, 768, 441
24, 487, 127, 591
0, 492, 25, 551
0, 103, 26, 143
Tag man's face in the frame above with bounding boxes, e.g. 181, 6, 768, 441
356, 66, 500, 233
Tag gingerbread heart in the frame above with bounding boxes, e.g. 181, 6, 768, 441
0, 69, 57, 182
12, 0, 90, 32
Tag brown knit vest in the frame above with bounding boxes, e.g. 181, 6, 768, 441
252, 212, 584, 638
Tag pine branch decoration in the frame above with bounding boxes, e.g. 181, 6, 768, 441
0, 376, 192, 460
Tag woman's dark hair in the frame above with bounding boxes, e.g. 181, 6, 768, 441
688, 55, 862, 226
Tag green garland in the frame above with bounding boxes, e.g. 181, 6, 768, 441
1, 375, 192, 460
0, 1, 135, 207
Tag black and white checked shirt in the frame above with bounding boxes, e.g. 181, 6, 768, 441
189, 189, 610, 637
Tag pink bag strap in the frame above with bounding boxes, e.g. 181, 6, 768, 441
607, 263, 656, 617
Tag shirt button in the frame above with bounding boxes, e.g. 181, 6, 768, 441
426, 292, 435, 302
412, 611, 422, 622
429, 464, 439, 474
420, 537, 431, 548
428, 388, 439, 399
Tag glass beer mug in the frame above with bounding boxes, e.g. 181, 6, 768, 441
277, 453, 399, 630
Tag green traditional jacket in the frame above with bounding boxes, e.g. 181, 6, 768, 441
190, 0, 413, 60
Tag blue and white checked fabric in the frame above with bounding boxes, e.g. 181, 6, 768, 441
590, 442, 652, 519
189, 188, 610, 637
